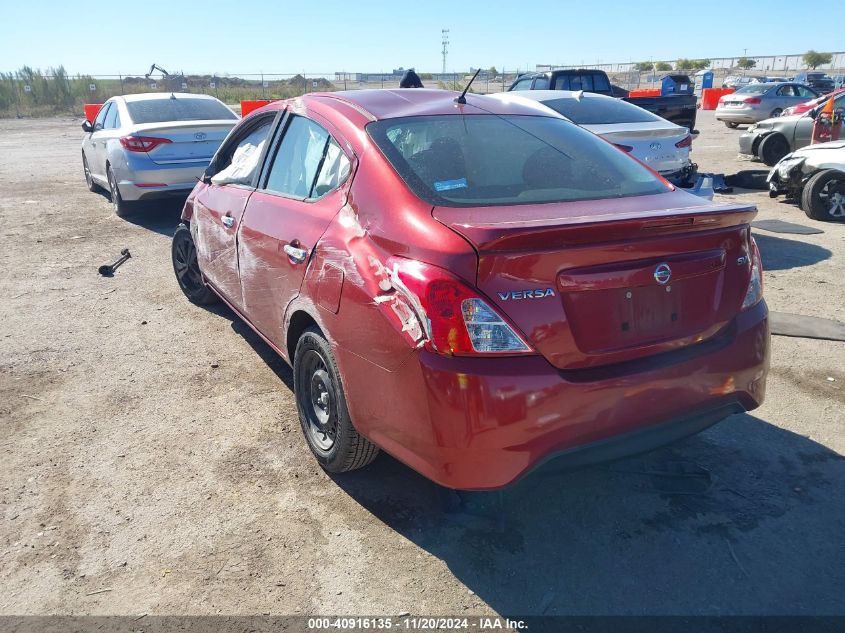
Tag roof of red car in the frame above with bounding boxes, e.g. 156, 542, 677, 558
311, 89, 558, 121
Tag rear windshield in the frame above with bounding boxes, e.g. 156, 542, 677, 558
540, 97, 660, 124
126, 98, 237, 124
735, 84, 774, 95
553, 73, 611, 92
367, 115, 668, 207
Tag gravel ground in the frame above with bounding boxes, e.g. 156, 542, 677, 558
0, 110, 843, 619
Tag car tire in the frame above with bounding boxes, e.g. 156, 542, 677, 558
294, 326, 379, 473
107, 166, 133, 217
757, 133, 790, 167
770, 108, 783, 118
724, 121, 739, 129
801, 169, 845, 222
82, 153, 99, 192
171, 224, 219, 304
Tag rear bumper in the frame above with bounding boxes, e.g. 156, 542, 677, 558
340, 301, 769, 490
715, 108, 766, 124
113, 155, 207, 201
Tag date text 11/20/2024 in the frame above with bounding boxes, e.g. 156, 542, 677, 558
307, 616, 529, 630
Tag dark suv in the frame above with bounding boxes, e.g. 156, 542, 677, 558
794, 72, 835, 94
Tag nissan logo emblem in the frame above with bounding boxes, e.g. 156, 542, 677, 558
654, 263, 672, 285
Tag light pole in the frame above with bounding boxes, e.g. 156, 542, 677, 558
441, 29, 450, 76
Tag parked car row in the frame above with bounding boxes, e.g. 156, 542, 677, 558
723, 72, 836, 94
715, 82, 820, 127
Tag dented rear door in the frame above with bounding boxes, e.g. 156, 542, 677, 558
237, 113, 355, 349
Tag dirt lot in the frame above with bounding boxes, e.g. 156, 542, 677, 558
1, 111, 843, 619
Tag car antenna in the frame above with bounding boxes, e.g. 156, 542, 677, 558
454, 68, 482, 105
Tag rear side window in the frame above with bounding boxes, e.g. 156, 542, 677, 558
264, 116, 350, 199
511, 78, 533, 91
368, 115, 667, 207
126, 98, 237, 124
541, 96, 660, 124
533, 77, 550, 90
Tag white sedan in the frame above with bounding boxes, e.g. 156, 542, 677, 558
485, 90, 696, 186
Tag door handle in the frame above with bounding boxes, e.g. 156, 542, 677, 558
283, 243, 308, 263
221, 215, 235, 228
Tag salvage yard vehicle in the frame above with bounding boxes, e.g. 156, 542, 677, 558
794, 71, 836, 94
768, 141, 845, 221
509, 68, 698, 131
740, 89, 845, 165
716, 82, 820, 128
782, 87, 845, 117
81, 93, 238, 216
172, 89, 769, 490
487, 90, 696, 186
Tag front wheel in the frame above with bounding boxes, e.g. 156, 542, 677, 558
294, 326, 378, 473
801, 170, 845, 222
171, 224, 219, 304
758, 133, 790, 167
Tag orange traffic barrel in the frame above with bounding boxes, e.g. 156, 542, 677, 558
700, 88, 735, 110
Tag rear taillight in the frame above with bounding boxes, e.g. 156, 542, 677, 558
119, 135, 172, 152
743, 97, 762, 105
387, 258, 533, 356
614, 143, 634, 152
742, 236, 763, 309
675, 135, 692, 149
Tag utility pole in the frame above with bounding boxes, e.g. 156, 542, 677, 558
441, 29, 450, 75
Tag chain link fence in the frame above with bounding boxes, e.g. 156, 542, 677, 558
0, 68, 537, 117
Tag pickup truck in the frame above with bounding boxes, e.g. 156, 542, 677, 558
509, 69, 698, 131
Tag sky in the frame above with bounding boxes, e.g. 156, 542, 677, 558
1, 0, 842, 76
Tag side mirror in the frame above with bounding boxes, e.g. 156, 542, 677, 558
81, 120, 93, 132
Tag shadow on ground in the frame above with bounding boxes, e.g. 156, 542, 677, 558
753, 233, 832, 271
330, 414, 845, 616
95, 189, 185, 237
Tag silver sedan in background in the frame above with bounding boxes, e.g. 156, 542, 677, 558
715, 83, 819, 128
81, 93, 239, 216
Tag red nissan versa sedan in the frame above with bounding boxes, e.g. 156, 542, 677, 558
171, 89, 770, 490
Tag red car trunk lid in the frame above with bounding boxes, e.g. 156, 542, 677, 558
432, 191, 758, 369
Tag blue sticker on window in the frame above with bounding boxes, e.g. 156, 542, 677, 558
434, 178, 467, 192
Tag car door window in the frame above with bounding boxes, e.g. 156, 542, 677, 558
93, 103, 111, 131
512, 78, 533, 91
104, 104, 119, 129
776, 86, 792, 97
553, 75, 570, 90
211, 118, 273, 186
533, 77, 550, 90
264, 115, 348, 199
